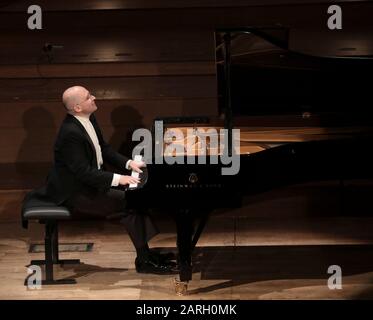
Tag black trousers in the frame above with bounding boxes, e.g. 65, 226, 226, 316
69, 189, 159, 249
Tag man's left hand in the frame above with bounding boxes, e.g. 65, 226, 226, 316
129, 160, 146, 173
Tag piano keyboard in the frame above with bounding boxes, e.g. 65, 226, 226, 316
129, 155, 142, 189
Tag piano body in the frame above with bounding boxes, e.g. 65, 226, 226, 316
125, 27, 373, 294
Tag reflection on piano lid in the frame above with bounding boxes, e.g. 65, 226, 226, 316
161, 125, 373, 156
216, 28, 373, 120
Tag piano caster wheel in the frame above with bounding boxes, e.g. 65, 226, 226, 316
174, 278, 188, 296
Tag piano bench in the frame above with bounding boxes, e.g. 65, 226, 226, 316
22, 206, 80, 286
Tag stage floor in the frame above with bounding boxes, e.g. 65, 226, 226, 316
1, 212, 373, 300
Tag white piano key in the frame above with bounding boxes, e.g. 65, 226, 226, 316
129, 155, 143, 189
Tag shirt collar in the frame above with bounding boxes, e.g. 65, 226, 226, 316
73, 115, 90, 123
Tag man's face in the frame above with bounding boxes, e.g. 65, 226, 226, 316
76, 89, 97, 115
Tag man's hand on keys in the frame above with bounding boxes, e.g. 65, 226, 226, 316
129, 160, 146, 173
119, 175, 140, 186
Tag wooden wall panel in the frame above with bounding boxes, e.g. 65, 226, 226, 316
2, 3, 373, 33
0, 25, 218, 179
0, 99, 216, 127
0, 29, 215, 64
0, 6, 222, 188
0, 76, 216, 102
0, 98, 217, 163
0, 0, 350, 11
0, 62, 215, 78
0, 128, 55, 163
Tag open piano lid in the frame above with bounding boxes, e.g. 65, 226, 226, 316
216, 27, 373, 123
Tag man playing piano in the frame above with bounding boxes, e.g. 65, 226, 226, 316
24, 85, 174, 274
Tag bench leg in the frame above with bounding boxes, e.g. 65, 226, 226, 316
45, 221, 54, 282
51, 221, 80, 265
26, 220, 79, 285
52, 220, 59, 263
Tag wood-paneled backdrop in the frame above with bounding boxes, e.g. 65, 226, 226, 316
0, 0, 372, 188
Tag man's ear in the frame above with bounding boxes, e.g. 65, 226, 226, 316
73, 105, 81, 113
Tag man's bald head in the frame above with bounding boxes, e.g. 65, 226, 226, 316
62, 86, 97, 117
62, 86, 87, 112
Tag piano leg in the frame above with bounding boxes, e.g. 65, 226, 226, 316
176, 209, 193, 282
174, 209, 210, 295
191, 212, 209, 250
174, 209, 193, 295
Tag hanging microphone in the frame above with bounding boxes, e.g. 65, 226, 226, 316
43, 43, 64, 52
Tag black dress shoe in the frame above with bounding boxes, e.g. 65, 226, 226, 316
149, 250, 177, 263
135, 257, 176, 275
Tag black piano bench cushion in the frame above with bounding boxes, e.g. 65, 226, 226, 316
23, 206, 71, 220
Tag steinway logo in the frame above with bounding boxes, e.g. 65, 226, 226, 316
131, 121, 241, 176
165, 172, 222, 188
165, 184, 222, 189
189, 173, 198, 184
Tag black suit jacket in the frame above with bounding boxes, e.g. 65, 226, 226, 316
24, 113, 129, 211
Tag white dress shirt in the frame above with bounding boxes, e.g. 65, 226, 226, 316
74, 115, 131, 187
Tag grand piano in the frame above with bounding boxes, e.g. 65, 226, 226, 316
125, 27, 373, 294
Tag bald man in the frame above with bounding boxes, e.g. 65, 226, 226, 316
24, 86, 174, 274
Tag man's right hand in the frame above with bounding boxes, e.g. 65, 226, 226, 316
119, 175, 140, 186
